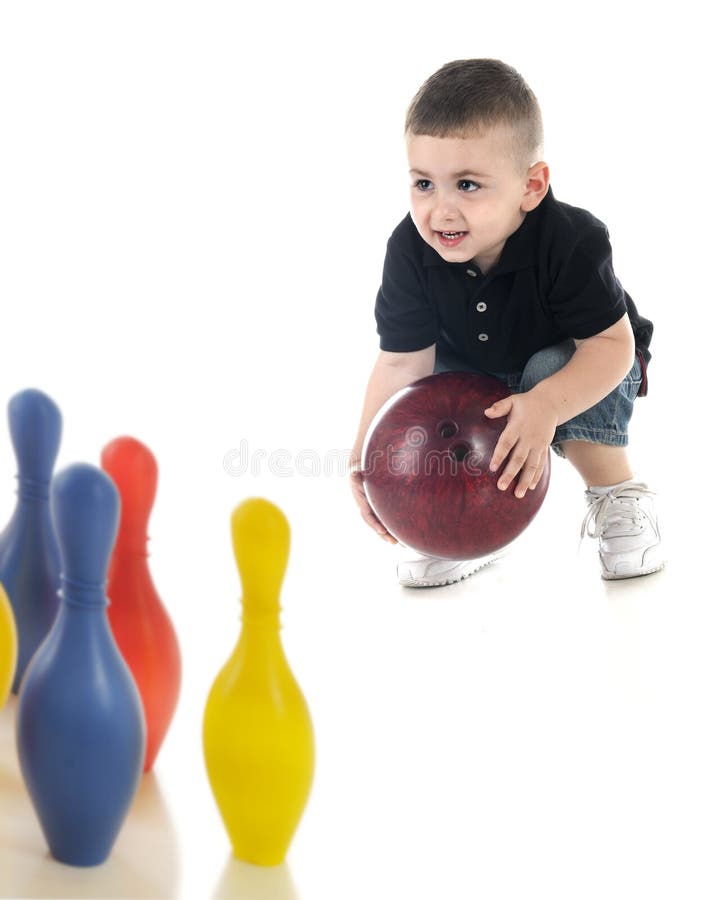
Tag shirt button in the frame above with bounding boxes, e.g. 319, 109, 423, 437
476, 301, 487, 312
466, 268, 477, 277
478, 333, 489, 341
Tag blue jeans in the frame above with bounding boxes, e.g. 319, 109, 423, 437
434, 340, 643, 457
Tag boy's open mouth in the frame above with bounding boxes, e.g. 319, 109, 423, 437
436, 230, 467, 247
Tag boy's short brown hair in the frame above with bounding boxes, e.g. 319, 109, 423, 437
405, 59, 544, 170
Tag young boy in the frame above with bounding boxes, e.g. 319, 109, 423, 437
350, 59, 663, 587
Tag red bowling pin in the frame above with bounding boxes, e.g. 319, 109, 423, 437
101, 436, 181, 772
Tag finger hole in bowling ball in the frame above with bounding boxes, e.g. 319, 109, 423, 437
450, 442, 471, 463
437, 420, 459, 439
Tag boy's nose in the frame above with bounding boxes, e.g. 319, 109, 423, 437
433, 193, 458, 220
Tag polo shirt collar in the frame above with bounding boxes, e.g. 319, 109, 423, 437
422, 186, 554, 274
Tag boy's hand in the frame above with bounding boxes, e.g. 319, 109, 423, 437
484, 391, 558, 498
349, 468, 398, 544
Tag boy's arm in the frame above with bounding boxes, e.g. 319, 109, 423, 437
485, 314, 636, 497
350, 346, 436, 541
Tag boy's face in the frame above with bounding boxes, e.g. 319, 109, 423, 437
406, 127, 545, 273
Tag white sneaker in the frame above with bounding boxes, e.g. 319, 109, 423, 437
397, 551, 501, 588
581, 481, 664, 580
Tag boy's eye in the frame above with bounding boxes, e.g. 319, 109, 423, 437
458, 179, 480, 192
413, 179, 433, 191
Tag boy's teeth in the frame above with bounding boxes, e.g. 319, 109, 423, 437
442, 231, 462, 237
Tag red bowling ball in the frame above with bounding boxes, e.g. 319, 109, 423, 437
361, 372, 550, 560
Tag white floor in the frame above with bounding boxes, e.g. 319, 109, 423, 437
0, 447, 715, 900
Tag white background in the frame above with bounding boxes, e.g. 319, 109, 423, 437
0, 2, 716, 899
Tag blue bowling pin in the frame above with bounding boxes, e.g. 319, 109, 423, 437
16, 463, 146, 867
0, 388, 62, 692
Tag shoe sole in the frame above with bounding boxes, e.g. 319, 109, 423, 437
601, 561, 666, 581
399, 556, 499, 589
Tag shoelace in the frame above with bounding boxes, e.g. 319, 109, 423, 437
580, 481, 653, 540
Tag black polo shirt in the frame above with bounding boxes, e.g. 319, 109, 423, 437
375, 187, 653, 391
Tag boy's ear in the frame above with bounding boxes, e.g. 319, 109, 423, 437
521, 161, 550, 211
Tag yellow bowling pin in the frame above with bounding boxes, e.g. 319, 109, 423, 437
203, 498, 314, 866
0, 582, 18, 707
